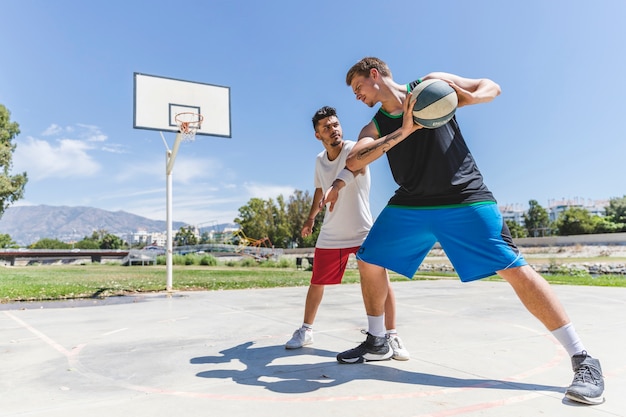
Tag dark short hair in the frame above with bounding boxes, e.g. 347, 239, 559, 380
346, 57, 392, 86
312, 106, 337, 130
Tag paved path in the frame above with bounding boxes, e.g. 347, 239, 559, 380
2, 280, 624, 416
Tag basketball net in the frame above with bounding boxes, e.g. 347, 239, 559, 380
175, 112, 203, 142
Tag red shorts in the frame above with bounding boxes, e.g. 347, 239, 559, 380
311, 246, 360, 285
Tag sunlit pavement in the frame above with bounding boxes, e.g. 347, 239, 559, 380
2, 280, 624, 417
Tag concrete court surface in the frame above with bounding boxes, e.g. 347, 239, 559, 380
1, 279, 625, 417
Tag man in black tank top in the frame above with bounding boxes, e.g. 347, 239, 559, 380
373, 92, 494, 206
332, 57, 604, 405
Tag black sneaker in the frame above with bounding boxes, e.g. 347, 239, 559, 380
336, 332, 393, 364
565, 351, 605, 405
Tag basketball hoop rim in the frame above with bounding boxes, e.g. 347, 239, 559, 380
175, 112, 203, 127
175, 112, 203, 139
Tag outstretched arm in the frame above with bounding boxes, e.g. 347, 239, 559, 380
346, 94, 421, 172
423, 72, 501, 107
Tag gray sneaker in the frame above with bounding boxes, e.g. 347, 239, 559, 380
336, 332, 392, 364
565, 351, 605, 405
387, 333, 410, 361
285, 327, 313, 349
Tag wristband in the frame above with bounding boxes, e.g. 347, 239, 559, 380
335, 168, 355, 186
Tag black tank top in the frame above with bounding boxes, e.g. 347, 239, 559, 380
372, 80, 495, 206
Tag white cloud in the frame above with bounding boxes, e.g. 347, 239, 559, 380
11, 200, 35, 207
14, 136, 100, 180
116, 190, 243, 225
114, 160, 163, 182
115, 155, 230, 184
76, 123, 108, 142
42, 124, 64, 136
101, 144, 127, 154
173, 156, 225, 184
42, 124, 75, 136
243, 182, 296, 200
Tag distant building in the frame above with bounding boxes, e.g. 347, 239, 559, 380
499, 203, 526, 226
547, 198, 609, 222
500, 198, 609, 225
126, 230, 167, 247
200, 226, 239, 243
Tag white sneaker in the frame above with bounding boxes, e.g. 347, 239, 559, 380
285, 327, 313, 349
387, 333, 410, 360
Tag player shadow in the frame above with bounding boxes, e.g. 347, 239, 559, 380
191, 341, 565, 395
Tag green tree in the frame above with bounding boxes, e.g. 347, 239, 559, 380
604, 196, 626, 230
174, 226, 198, 246
523, 200, 551, 237
0, 104, 28, 218
100, 233, 124, 249
235, 197, 274, 244
235, 191, 324, 249
74, 238, 100, 249
505, 219, 528, 239
29, 238, 71, 249
592, 216, 622, 234
285, 189, 321, 248
199, 231, 212, 244
73, 232, 100, 249
555, 207, 598, 235
272, 195, 291, 248
0, 233, 17, 248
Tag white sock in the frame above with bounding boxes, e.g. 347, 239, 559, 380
302, 323, 313, 330
386, 328, 397, 336
367, 315, 386, 337
551, 323, 586, 357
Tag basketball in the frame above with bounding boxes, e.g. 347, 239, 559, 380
410, 79, 458, 128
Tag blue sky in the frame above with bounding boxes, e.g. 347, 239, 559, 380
1, 0, 625, 228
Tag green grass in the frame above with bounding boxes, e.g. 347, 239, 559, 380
1, 262, 625, 304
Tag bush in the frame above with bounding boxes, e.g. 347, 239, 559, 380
172, 254, 186, 265
199, 255, 218, 266
258, 258, 293, 268
278, 258, 293, 268
239, 257, 257, 267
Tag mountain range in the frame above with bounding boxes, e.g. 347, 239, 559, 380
0, 205, 203, 246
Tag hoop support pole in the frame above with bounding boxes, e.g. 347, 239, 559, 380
166, 132, 183, 175
165, 148, 174, 292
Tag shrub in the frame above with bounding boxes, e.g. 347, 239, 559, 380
278, 258, 293, 268
199, 255, 218, 266
258, 258, 293, 268
239, 257, 257, 267
172, 254, 186, 265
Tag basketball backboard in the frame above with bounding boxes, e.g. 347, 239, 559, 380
133, 73, 231, 138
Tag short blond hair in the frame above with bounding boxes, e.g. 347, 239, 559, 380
345, 57, 392, 85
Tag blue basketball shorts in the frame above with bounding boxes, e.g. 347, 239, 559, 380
356, 203, 527, 282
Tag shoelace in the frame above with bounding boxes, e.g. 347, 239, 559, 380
390, 336, 404, 349
573, 364, 602, 384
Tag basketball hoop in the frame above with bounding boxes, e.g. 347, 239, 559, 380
175, 112, 203, 142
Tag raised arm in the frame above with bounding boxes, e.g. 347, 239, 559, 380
346, 95, 421, 172
423, 72, 501, 108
